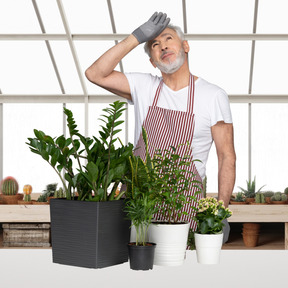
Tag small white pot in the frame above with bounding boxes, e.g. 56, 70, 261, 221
194, 233, 223, 264
147, 222, 190, 266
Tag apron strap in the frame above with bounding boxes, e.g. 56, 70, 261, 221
152, 74, 195, 114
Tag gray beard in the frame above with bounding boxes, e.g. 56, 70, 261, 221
154, 48, 186, 74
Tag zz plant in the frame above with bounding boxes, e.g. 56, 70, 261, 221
26, 101, 133, 201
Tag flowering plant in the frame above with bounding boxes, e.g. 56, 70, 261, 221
195, 197, 232, 234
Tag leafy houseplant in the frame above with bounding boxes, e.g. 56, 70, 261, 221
147, 143, 202, 266
152, 144, 201, 223
27, 101, 133, 202
124, 127, 158, 270
238, 176, 265, 202
194, 197, 232, 264
26, 101, 133, 269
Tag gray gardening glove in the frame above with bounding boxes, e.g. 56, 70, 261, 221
132, 12, 170, 44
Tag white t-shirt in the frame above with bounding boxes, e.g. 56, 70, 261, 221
125, 72, 233, 180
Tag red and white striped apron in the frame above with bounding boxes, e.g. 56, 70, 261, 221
134, 74, 203, 231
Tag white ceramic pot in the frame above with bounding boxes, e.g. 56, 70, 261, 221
194, 233, 223, 264
147, 222, 190, 266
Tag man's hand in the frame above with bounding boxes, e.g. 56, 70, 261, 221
132, 12, 170, 44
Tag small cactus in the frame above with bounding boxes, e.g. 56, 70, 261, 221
263, 191, 274, 198
281, 194, 287, 201
54, 187, 65, 198
0, 176, 19, 195
284, 187, 288, 195
255, 192, 265, 203
234, 192, 245, 202
23, 184, 32, 202
273, 192, 282, 201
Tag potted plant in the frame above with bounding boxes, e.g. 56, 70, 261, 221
26, 101, 133, 269
229, 192, 246, 204
252, 192, 266, 205
124, 127, 158, 270
147, 143, 202, 266
263, 191, 274, 204
270, 192, 287, 204
238, 176, 265, 203
194, 197, 232, 264
18, 184, 33, 204
0, 176, 21, 204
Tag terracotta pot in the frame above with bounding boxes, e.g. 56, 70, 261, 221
32, 200, 49, 205
229, 201, 247, 205
245, 198, 255, 204
242, 232, 259, 247
1, 194, 19, 204
265, 197, 272, 204
243, 223, 260, 231
271, 201, 287, 204
18, 200, 33, 205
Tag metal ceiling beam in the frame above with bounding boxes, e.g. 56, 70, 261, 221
1, 94, 288, 103
56, 0, 89, 136
0, 88, 3, 180
182, 0, 187, 33
247, 0, 259, 182
106, 0, 128, 145
2, 34, 288, 41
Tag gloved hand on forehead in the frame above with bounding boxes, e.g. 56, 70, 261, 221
132, 12, 170, 44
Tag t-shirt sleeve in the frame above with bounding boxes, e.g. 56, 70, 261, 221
210, 89, 233, 127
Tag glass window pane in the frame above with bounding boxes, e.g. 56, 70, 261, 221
189, 41, 251, 94
62, 0, 112, 33
37, 0, 65, 33
257, 0, 288, 33
112, 0, 183, 33
3, 104, 63, 193
0, 41, 62, 93
50, 41, 83, 94
0, 0, 40, 33
253, 42, 288, 94
251, 104, 288, 192
186, 0, 254, 33
76, 41, 118, 94
206, 104, 248, 193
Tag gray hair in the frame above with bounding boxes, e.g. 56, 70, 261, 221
143, 24, 185, 57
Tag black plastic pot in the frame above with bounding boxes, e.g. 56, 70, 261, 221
50, 198, 130, 269
128, 242, 156, 270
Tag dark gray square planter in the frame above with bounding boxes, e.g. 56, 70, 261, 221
50, 198, 131, 269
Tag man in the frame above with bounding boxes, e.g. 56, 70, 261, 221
85, 12, 236, 241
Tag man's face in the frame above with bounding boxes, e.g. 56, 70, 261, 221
149, 28, 189, 74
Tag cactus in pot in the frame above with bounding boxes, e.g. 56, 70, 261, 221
0, 176, 20, 204
255, 192, 265, 204
23, 184, 32, 202
0, 176, 19, 195
284, 187, 288, 196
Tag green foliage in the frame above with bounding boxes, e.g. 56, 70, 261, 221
54, 187, 66, 198
24, 194, 31, 202
233, 192, 245, 202
263, 191, 274, 198
255, 192, 265, 203
37, 194, 48, 203
26, 101, 133, 201
152, 143, 202, 224
124, 127, 159, 246
238, 176, 265, 198
195, 197, 232, 234
282, 194, 288, 201
284, 187, 288, 195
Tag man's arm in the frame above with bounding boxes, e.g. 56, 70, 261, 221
211, 121, 236, 207
85, 35, 138, 100
85, 12, 170, 100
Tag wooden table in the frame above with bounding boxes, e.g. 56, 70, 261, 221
1, 204, 288, 249
228, 204, 288, 249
